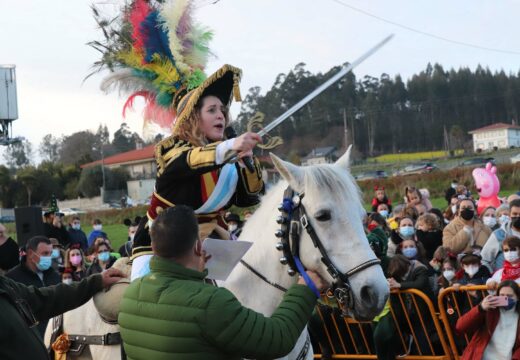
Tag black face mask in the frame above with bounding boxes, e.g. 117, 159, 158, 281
416, 229, 442, 243
460, 208, 475, 221
512, 216, 520, 229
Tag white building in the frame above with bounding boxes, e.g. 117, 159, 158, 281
301, 146, 337, 166
469, 122, 520, 152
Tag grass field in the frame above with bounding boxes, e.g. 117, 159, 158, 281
369, 149, 465, 163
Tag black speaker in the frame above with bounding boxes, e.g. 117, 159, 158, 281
14, 206, 44, 248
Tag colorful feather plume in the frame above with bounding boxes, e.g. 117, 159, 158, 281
89, 0, 214, 130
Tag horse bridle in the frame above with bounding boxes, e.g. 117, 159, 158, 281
241, 186, 380, 311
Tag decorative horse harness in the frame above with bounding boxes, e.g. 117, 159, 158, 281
49, 313, 124, 359
241, 186, 381, 311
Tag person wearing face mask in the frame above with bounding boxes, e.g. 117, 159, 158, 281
496, 204, 511, 227
387, 216, 415, 257
443, 199, 491, 255
68, 216, 89, 253
64, 245, 87, 281
49, 238, 65, 272
371, 186, 393, 213
480, 206, 499, 231
482, 199, 520, 273
456, 280, 520, 360
61, 268, 74, 285
5, 236, 61, 338
376, 203, 390, 219
87, 219, 108, 248
416, 213, 443, 261
486, 236, 520, 291
225, 213, 243, 240
397, 239, 428, 267
456, 252, 491, 286
86, 241, 116, 276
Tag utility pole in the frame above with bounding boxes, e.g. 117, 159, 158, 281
343, 108, 348, 150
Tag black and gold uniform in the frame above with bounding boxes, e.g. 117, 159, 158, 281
132, 136, 263, 258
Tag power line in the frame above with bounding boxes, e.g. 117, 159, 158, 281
331, 0, 520, 56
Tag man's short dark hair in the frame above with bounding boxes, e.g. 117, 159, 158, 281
510, 199, 520, 210
72, 216, 80, 221
26, 236, 51, 252
151, 205, 199, 258
93, 219, 102, 225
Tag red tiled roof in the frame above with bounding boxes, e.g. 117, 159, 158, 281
469, 122, 520, 134
81, 144, 155, 168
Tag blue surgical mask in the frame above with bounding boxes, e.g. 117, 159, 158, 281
98, 252, 110, 262
505, 297, 517, 311
400, 226, 415, 238
402, 247, 418, 259
36, 255, 52, 271
379, 210, 389, 218
51, 249, 60, 259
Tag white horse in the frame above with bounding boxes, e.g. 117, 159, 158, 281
224, 148, 389, 359
45, 147, 388, 359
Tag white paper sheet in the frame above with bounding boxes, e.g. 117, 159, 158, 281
202, 238, 252, 281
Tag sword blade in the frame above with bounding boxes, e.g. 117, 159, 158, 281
257, 34, 394, 137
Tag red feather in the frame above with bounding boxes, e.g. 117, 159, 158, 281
123, 91, 175, 129
122, 91, 154, 118
129, 0, 151, 53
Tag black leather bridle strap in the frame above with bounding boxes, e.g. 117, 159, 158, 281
298, 208, 381, 283
240, 259, 288, 293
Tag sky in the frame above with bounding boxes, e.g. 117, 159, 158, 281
2, 0, 520, 163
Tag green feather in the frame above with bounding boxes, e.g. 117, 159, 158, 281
186, 69, 206, 90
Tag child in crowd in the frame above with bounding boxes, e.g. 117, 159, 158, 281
371, 186, 392, 213
61, 268, 74, 285
404, 186, 432, 211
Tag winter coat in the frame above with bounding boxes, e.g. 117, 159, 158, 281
442, 216, 491, 255
6, 259, 61, 337
68, 228, 89, 253
456, 304, 520, 360
119, 256, 317, 360
0, 273, 103, 359
0, 237, 19, 272
481, 222, 520, 272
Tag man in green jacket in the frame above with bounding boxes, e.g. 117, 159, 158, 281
0, 266, 124, 360
119, 205, 329, 360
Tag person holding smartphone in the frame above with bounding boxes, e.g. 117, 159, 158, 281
456, 280, 520, 359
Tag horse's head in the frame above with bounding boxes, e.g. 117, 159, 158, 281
270, 146, 389, 320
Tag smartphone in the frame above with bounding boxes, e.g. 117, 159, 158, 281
495, 295, 509, 307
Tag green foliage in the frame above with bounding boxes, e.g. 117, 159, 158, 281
77, 165, 129, 197
237, 62, 520, 158
3, 140, 32, 168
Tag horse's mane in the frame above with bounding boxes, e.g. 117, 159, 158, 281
303, 163, 364, 210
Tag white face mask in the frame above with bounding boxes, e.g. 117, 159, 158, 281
63, 278, 73, 285
504, 250, 519, 263
464, 265, 479, 277
499, 215, 510, 225
93, 224, 102, 231
483, 216, 497, 228
451, 205, 457, 214
443, 270, 455, 281
228, 224, 238, 232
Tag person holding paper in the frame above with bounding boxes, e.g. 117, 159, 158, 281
119, 205, 329, 360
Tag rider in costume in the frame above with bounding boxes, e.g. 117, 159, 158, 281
132, 66, 264, 279
90, 0, 264, 279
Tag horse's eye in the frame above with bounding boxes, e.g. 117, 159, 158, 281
315, 210, 331, 222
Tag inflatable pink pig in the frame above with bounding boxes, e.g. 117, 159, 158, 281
472, 162, 501, 215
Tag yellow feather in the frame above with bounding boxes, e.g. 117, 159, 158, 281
160, 0, 191, 76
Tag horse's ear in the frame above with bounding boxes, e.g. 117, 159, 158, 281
270, 153, 304, 190
335, 145, 352, 170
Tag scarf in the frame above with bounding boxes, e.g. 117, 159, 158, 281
501, 260, 520, 281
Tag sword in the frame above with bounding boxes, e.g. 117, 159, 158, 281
227, 34, 394, 169
258, 34, 394, 137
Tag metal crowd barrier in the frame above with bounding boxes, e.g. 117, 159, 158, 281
436, 285, 489, 360
312, 289, 452, 359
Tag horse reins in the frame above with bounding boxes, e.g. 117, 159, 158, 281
241, 186, 381, 310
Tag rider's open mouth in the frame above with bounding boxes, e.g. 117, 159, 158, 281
214, 124, 224, 130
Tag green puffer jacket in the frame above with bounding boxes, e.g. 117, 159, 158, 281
119, 256, 317, 360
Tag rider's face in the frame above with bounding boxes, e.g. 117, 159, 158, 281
199, 96, 227, 142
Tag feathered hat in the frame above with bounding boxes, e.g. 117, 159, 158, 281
90, 0, 241, 133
